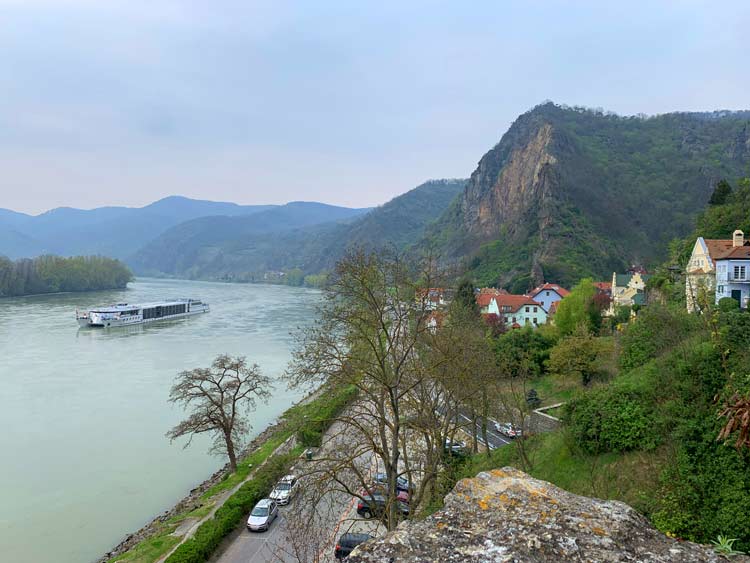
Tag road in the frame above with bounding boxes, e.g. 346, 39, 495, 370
213, 412, 514, 563
457, 411, 514, 450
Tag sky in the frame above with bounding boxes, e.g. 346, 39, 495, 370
1, 1, 749, 215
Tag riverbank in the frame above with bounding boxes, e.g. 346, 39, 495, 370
101, 384, 356, 563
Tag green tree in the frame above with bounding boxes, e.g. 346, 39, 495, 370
554, 278, 601, 336
547, 326, 600, 386
708, 179, 733, 205
454, 278, 479, 317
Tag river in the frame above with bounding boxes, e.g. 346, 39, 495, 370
0, 278, 321, 563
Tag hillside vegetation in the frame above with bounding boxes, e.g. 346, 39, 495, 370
441, 189, 750, 552
422, 103, 750, 291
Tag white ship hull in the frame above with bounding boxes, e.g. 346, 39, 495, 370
76, 300, 209, 328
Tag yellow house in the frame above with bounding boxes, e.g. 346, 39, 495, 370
609, 270, 650, 313
685, 236, 734, 312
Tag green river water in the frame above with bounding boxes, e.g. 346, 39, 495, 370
0, 278, 320, 563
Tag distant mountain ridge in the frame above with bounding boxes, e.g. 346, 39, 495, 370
129, 179, 466, 279
420, 103, 750, 291
0, 196, 282, 259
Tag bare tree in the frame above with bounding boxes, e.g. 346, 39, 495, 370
286, 249, 446, 530
166, 354, 272, 472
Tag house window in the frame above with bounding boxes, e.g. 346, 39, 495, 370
512, 317, 516, 323
525, 318, 530, 324
533, 318, 538, 324
525, 307, 530, 312
734, 265, 747, 280
545, 291, 550, 296
533, 307, 537, 312
718, 285, 724, 294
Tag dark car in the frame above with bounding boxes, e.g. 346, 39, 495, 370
444, 439, 468, 457
356, 493, 410, 519
372, 472, 414, 494
359, 485, 409, 504
334, 533, 375, 559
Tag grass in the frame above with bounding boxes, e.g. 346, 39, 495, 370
528, 374, 580, 406
449, 429, 666, 517
109, 534, 181, 563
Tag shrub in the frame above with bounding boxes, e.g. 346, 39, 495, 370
291, 385, 357, 447
619, 304, 699, 371
564, 384, 656, 455
719, 296, 740, 312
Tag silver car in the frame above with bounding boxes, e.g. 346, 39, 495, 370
269, 474, 299, 505
246, 498, 278, 532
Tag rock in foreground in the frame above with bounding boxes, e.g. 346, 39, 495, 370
348, 467, 743, 562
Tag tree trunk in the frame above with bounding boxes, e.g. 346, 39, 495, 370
224, 429, 238, 473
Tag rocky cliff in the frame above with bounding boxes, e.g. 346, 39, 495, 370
422, 103, 750, 291
348, 467, 744, 563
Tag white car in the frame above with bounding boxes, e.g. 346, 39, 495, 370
247, 498, 279, 532
493, 422, 522, 438
269, 474, 299, 505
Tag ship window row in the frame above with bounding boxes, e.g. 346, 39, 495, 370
142, 304, 187, 319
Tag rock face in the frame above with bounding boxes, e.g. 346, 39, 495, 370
421, 103, 750, 290
347, 467, 744, 563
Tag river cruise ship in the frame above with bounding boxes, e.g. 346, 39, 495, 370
76, 298, 209, 328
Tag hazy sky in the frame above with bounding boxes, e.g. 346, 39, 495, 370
1, 1, 749, 214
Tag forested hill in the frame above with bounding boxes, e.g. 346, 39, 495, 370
421, 103, 750, 292
0, 255, 133, 297
0, 196, 276, 260
129, 179, 465, 280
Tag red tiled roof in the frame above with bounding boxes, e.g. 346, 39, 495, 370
494, 294, 543, 313
511, 322, 522, 329
704, 239, 735, 266
476, 293, 497, 307
593, 281, 611, 290
529, 283, 570, 297
716, 244, 750, 260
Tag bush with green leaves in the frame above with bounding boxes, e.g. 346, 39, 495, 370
564, 382, 656, 455
289, 385, 358, 447
619, 304, 699, 371
494, 327, 556, 377
718, 296, 740, 312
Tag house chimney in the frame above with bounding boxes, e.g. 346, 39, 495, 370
733, 229, 745, 247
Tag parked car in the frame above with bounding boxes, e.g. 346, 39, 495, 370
444, 439, 468, 457
334, 532, 375, 559
246, 498, 278, 532
372, 472, 414, 494
356, 493, 410, 519
493, 421, 522, 438
360, 485, 409, 504
269, 474, 299, 505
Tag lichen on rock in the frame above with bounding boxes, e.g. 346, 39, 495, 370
347, 467, 746, 562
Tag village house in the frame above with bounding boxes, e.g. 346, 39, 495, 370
684, 234, 736, 312
593, 281, 612, 297
485, 294, 547, 328
417, 288, 452, 311
475, 288, 507, 314
713, 230, 750, 309
609, 269, 651, 313
527, 283, 569, 313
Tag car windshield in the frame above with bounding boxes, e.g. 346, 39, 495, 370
251, 506, 269, 517
275, 483, 291, 491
